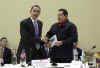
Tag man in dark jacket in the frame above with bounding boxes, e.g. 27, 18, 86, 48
0, 37, 12, 64
42, 8, 78, 63
17, 5, 47, 64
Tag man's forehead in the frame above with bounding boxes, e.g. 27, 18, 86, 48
2, 39, 7, 42
58, 11, 63, 14
32, 7, 40, 10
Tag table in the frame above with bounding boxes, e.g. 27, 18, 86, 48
0, 60, 89, 68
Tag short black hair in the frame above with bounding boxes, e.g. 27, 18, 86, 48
30, 5, 41, 11
58, 8, 68, 16
0, 37, 8, 42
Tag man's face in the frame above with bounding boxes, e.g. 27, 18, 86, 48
1, 39, 7, 47
30, 7, 40, 19
58, 11, 67, 23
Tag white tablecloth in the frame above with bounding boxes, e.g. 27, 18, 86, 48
0, 60, 89, 68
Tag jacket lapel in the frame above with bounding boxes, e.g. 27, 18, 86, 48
28, 17, 41, 36
37, 20, 41, 35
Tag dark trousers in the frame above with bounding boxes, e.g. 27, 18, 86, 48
49, 47, 73, 63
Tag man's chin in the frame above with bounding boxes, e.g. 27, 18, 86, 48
31, 16, 38, 19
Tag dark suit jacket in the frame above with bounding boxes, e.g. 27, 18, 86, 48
17, 17, 47, 63
3, 47, 12, 64
46, 20, 78, 62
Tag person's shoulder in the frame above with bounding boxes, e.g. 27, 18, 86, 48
20, 17, 30, 25
37, 19, 43, 25
68, 21, 77, 28
37, 19, 43, 23
51, 22, 58, 27
5, 47, 11, 52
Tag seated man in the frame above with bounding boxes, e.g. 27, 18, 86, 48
73, 42, 83, 60
0, 37, 12, 64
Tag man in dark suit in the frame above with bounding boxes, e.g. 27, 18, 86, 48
0, 37, 12, 64
42, 9, 78, 63
73, 42, 82, 60
17, 5, 47, 64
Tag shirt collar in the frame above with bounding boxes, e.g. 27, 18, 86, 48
0, 47, 5, 52
30, 17, 37, 23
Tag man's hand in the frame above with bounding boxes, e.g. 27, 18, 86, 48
54, 41, 62, 46
46, 42, 51, 48
41, 36, 48, 44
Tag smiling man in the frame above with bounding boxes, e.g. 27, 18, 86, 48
17, 5, 47, 64
43, 8, 78, 63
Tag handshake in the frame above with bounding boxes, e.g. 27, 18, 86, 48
41, 36, 62, 48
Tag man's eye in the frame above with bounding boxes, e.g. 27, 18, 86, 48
36, 10, 40, 13
33, 10, 40, 13
33, 10, 36, 12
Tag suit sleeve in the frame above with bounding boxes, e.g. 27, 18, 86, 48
20, 21, 41, 43
62, 24, 78, 46
46, 24, 56, 39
